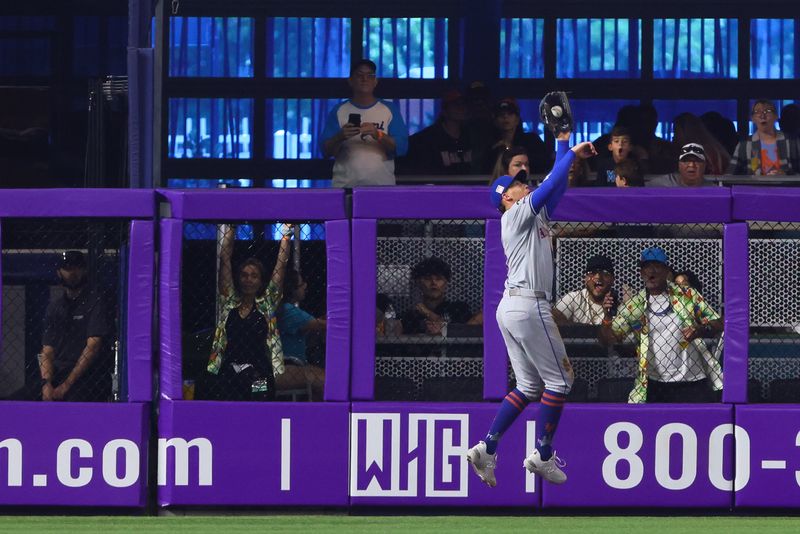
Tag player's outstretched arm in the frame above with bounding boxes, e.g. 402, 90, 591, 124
530, 141, 595, 215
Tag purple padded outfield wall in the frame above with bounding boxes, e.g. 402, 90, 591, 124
159, 218, 184, 401
731, 186, 800, 222
127, 220, 155, 401
324, 220, 352, 401
0, 402, 149, 506
722, 223, 748, 403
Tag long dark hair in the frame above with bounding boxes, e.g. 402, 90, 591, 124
234, 257, 267, 296
491, 145, 529, 181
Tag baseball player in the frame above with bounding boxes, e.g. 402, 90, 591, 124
467, 92, 596, 486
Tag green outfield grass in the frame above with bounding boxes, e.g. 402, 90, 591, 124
1, 516, 800, 534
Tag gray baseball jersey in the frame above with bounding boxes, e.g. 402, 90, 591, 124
501, 198, 554, 300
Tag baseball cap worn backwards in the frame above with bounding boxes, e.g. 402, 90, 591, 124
585, 254, 614, 275
679, 143, 706, 162
639, 246, 669, 266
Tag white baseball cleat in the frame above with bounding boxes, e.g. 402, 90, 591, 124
466, 441, 497, 487
523, 449, 567, 484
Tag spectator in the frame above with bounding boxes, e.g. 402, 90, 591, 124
321, 59, 408, 187
591, 105, 640, 167
634, 103, 678, 175
701, 111, 738, 156
672, 112, 731, 175
780, 103, 800, 139
673, 270, 703, 293
490, 145, 529, 182
401, 89, 473, 175
37, 251, 110, 402
479, 98, 551, 175
276, 269, 326, 398
553, 255, 616, 326
401, 257, 473, 335
568, 158, 592, 187
600, 247, 723, 403
594, 126, 635, 186
205, 224, 293, 401
614, 158, 644, 187
647, 143, 710, 187
729, 99, 798, 175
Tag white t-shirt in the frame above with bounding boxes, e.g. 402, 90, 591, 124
646, 293, 706, 383
555, 288, 606, 325
322, 99, 408, 188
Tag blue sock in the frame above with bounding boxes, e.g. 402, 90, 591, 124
536, 389, 567, 461
484, 388, 529, 455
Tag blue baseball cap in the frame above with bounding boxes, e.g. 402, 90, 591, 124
489, 175, 516, 211
639, 246, 669, 266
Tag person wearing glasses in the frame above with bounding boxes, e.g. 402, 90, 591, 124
728, 100, 799, 175
647, 143, 710, 187
321, 58, 409, 187
599, 247, 723, 404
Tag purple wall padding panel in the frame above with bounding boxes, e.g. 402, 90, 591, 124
734, 405, 800, 507
723, 223, 748, 403
159, 189, 346, 221
159, 219, 183, 400
542, 405, 734, 508
349, 402, 540, 506
324, 220, 351, 401
126, 220, 154, 402
731, 186, 800, 222
0, 402, 148, 506
0, 220, 3, 360
483, 220, 507, 400
551, 187, 731, 223
350, 219, 378, 400
157, 400, 349, 506
352, 186, 499, 219
0, 189, 154, 218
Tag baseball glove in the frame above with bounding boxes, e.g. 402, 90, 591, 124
539, 91, 573, 135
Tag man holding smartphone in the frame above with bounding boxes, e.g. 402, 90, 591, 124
322, 59, 408, 187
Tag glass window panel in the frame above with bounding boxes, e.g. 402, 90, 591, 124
363, 18, 448, 79
168, 98, 254, 158
499, 18, 544, 78
0, 16, 55, 31
73, 16, 128, 76
0, 38, 50, 76
653, 100, 738, 139
518, 99, 639, 144
169, 17, 254, 77
394, 98, 438, 135
654, 18, 738, 79
750, 19, 796, 79
268, 17, 350, 77
557, 19, 641, 78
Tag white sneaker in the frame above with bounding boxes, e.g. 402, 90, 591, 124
523, 449, 567, 484
466, 441, 497, 487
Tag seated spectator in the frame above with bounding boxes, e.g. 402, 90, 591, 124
599, 247, 723, 403
594, 126, 636, 186
276, 269, 326, 398
36, 251, 111, 402
205, 224, 293, 401
701, 111, 738, 156
553, 255, 617, 326
634, 103, 678, 175
478, 98, 551, 175
672, 112, 731, 175
401, 90, 473, 175
614, 158, 644, 187
729, 99, 798, 175
591, 105, 640, 168
647, 143, 710, 187
490, 145, 529, 182
780, 103, 800, 139
401, 257, 473, 335
568, 158, 592, 187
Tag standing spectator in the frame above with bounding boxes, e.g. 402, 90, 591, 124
672, 112, 731, 175
37, 251, 110, 402
634, 103, 678, 175
479, 98, 551, 175
729, 99, 798, 175
614, 158, 644, 187
647, 143, 710, 187
594, 126, 635, 186
401, 90, 473, 175
321, 59, 408, 187
701, 111, 739, 156
600, 247, 723, 403
400, 257, 473, 335
780, 103, 800, 139
553, 255, 616, 326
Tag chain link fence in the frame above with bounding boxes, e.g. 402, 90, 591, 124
1, 218, 127, 402
505, 222, 725, 403
181, 220, 327, 402
747, 221, 800, 402
375, 219, 485, 402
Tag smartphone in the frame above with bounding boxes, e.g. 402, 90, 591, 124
348, 113, 361, 127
